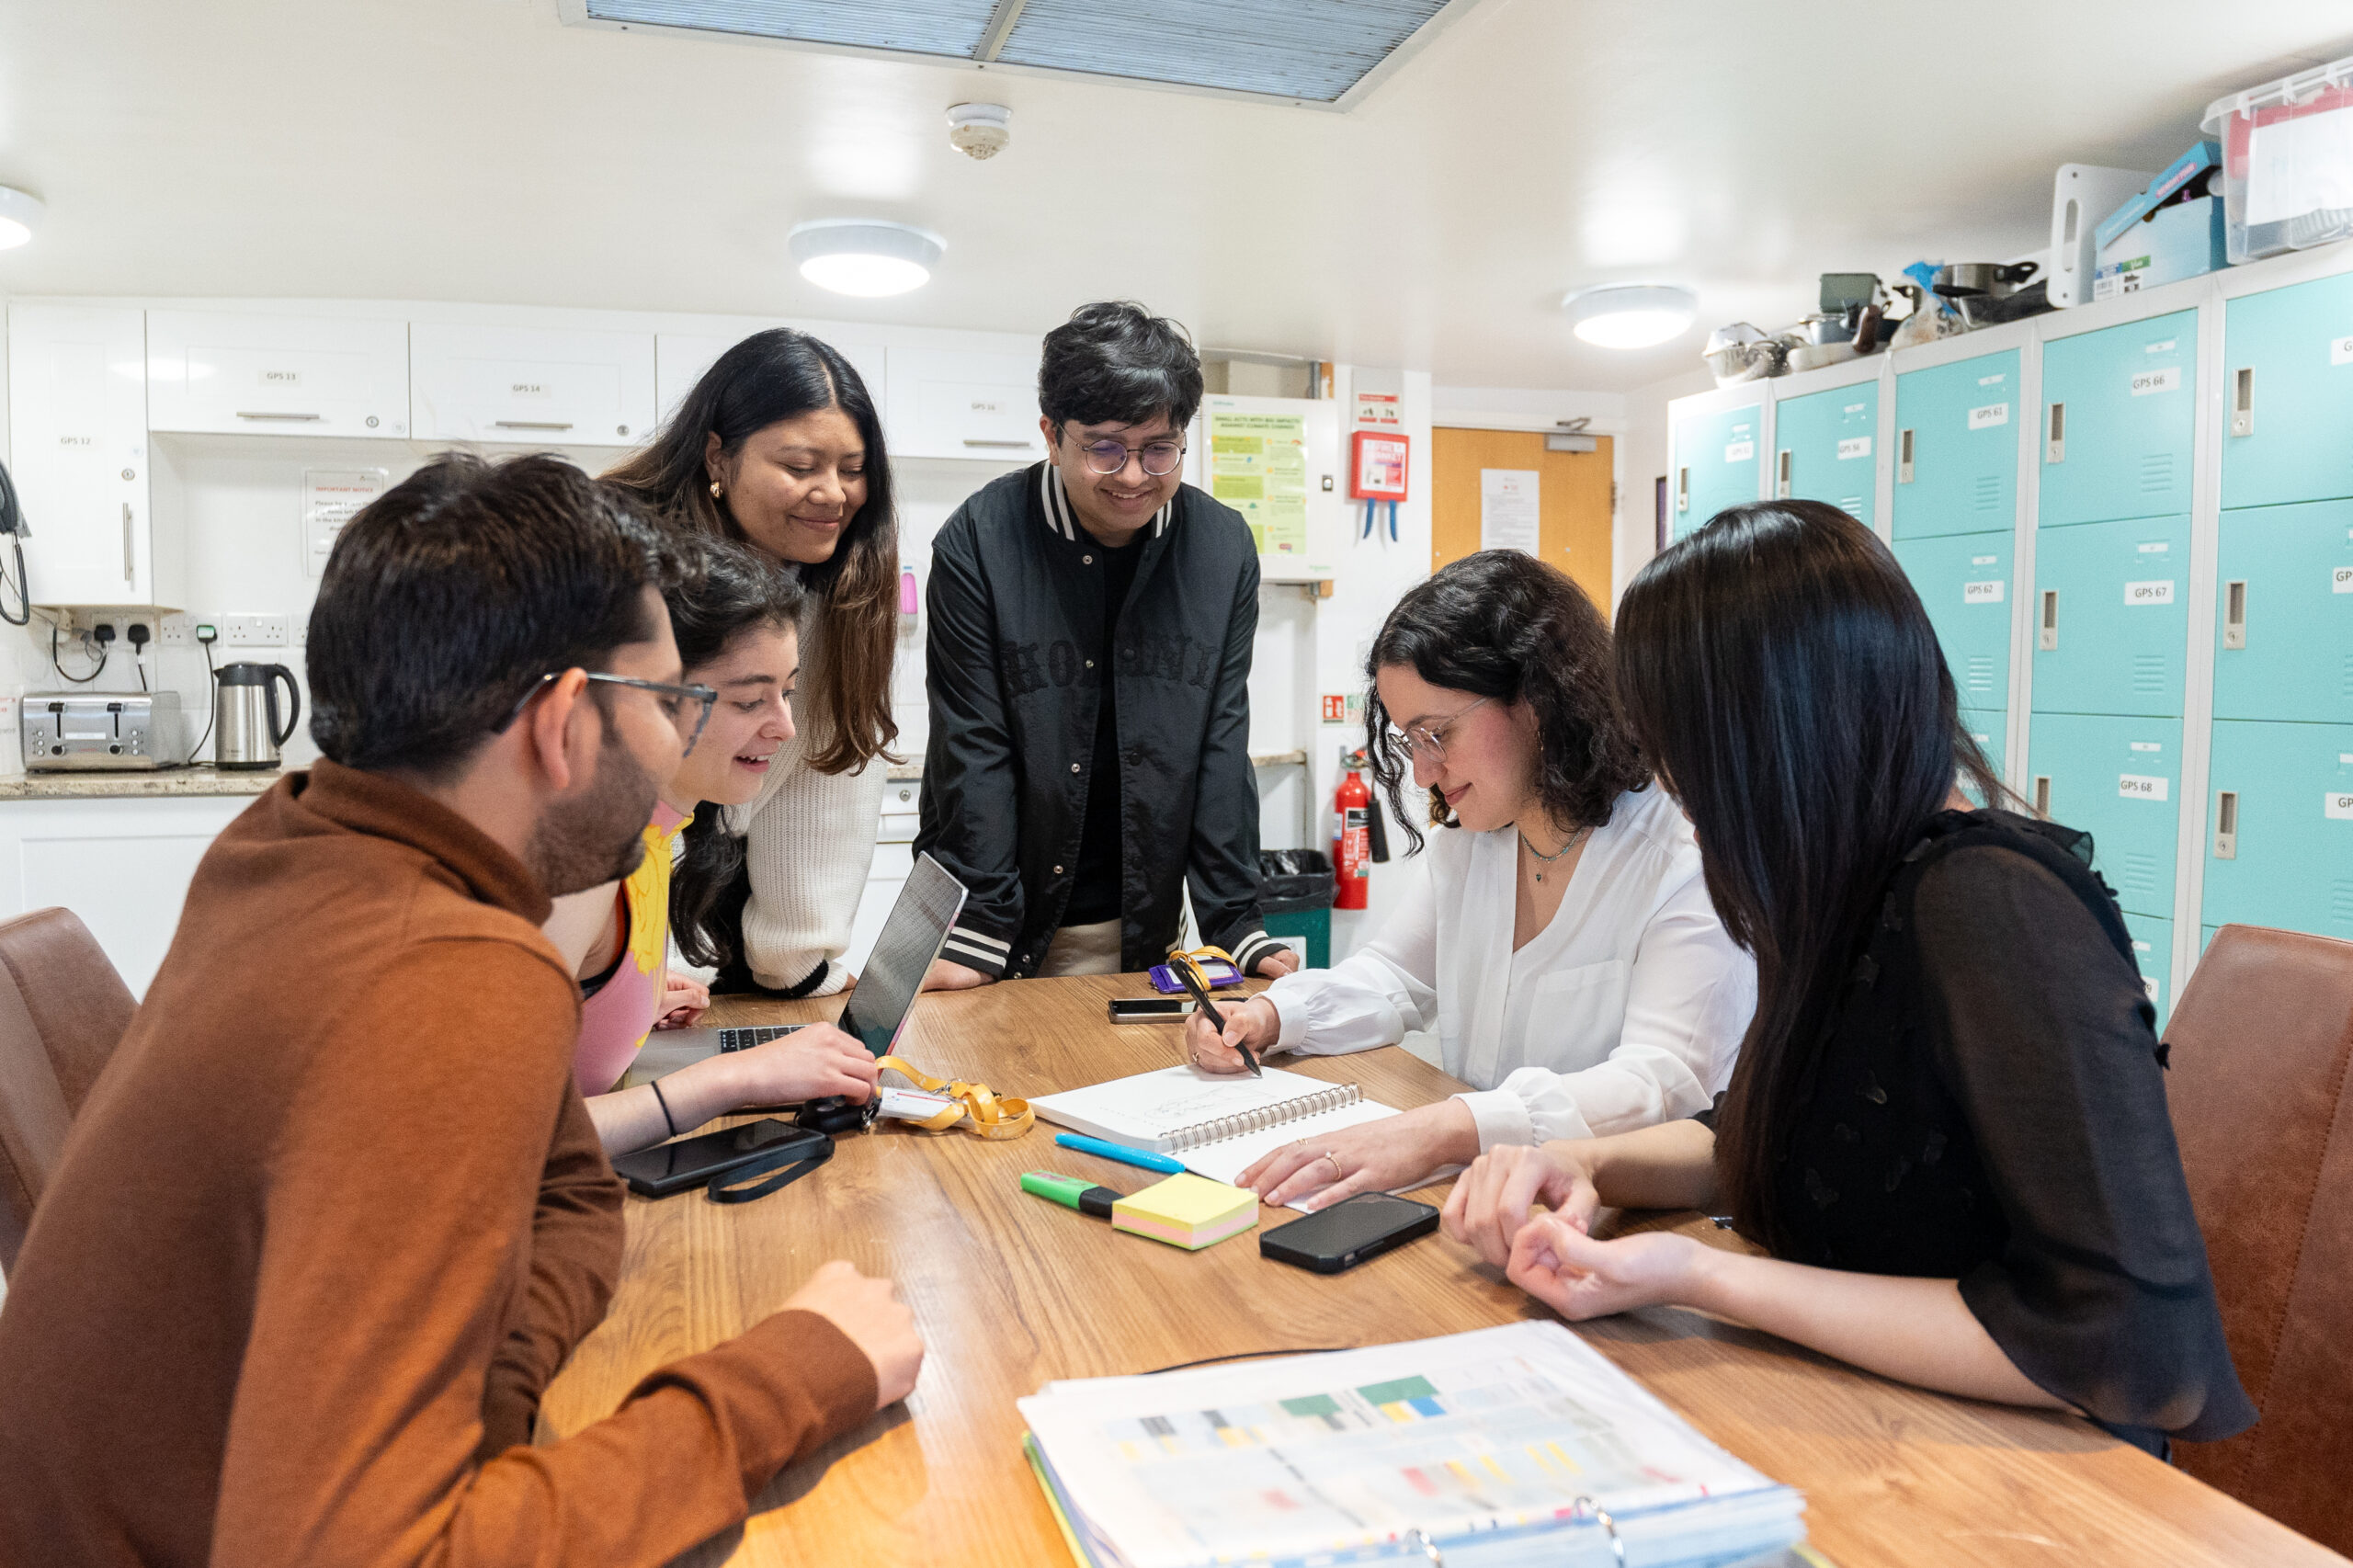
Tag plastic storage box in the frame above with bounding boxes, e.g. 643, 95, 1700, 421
2203, 54, 2353, 263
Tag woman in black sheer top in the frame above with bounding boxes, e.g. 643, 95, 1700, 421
1442, 500, 2253, 1453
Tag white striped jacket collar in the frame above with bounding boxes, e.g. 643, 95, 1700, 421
1039, 461, 1172, 543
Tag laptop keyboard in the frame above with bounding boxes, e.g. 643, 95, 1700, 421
715, 1024, 807, 1052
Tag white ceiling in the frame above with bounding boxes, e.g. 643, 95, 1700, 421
1, 1, 2347, 392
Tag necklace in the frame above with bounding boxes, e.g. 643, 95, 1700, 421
1519, 825, 1590, 884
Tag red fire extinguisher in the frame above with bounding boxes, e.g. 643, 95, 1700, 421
1332, 748, 1389, 911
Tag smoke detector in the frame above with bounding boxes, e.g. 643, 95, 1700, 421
947, 103, 1012, 161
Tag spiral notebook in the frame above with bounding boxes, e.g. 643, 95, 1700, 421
1030, 1065, 1402, 1201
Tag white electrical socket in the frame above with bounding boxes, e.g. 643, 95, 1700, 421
158, 612, 193, 648
222, 613, 292, 647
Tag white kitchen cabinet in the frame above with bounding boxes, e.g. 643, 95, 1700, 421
146, 310, 409, 438
883, 346, 1046, 461
656, 329, 888, 432
6, 304, 157, 606
0, 793, 253, 996
410, 323, 655, 446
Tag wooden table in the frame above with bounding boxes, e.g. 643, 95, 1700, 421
540, 975, 2343, 1568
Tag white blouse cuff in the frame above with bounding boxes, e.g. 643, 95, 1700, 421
1455, 1087, 1533, 1153
1264, 983, 1313, 1051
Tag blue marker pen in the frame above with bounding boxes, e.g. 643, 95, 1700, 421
1054, 1131, 1185, 1175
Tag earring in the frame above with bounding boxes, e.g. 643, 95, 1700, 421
709, 480, 723, 499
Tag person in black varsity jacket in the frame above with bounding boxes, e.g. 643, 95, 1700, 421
915, 301, 1298, 987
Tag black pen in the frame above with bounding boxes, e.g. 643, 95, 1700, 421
1175, 956, 1259, 1076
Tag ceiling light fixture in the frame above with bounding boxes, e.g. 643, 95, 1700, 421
1562, 283, 1698, 350
789, 219, 945, 298
0, 187, 44, 250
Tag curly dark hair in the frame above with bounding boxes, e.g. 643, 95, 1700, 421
1363, 550, 1648, 852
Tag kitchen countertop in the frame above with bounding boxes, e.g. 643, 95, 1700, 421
0, 766, 285, 801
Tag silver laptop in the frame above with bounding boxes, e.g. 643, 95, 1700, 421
619, 851, 969, 1088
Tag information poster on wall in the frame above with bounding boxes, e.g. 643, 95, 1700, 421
1209, 409, 1309, 557
1479, 468, 1540, 556
303, 468, 390, 578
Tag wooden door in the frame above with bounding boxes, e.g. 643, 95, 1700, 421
1430, 427, 1614, 615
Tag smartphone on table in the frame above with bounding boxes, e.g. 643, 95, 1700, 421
1259, 1193, 1439, 1273
1108, 996, 1196, 1024
609, 1119, 830, 1199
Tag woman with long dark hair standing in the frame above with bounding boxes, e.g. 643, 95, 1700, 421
1186, 551, 1755, 1209
1443, 501, 2252, 1453
605, 328, 899, 995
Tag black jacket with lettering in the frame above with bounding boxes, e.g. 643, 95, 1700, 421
915, 462, 1278, 980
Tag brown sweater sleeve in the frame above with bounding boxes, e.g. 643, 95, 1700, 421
208, 938, 879, 1568
477, 1086, 625, 1459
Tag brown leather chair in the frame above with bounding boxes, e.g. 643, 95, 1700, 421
0, 907, 139, 1271
2164, 923, 2353, 1554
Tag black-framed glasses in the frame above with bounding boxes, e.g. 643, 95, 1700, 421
1065, 432, 1187, 477
503, 671, 720, 756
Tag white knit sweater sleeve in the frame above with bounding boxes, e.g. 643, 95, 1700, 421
727, 603, 891, 995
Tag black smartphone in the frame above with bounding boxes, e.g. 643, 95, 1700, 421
1259, 1193, 1439, 1274
1108, 996, 1196, 1024
609, 1119, 829, 1199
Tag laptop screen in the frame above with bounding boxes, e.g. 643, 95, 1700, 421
835, 852, 969, 1056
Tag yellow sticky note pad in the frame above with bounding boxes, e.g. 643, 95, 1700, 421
1110, 1173, 1257, 1251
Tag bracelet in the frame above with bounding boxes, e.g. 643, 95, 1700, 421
649, 1076, 679, 1139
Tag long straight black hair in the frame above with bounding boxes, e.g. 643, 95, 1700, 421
1614, 501, 2002, 1252
605, 328, 897, 776
653, 530, 808, 971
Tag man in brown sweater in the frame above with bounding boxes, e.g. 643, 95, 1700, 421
0, 454, 922, 1565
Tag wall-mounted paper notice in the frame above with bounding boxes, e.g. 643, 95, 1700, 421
303, 469, 390, 578
1479, 468, 1540, 556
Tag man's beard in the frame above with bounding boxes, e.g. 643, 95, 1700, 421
527, 724, 659, 897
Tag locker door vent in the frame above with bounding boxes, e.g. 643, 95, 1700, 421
1964, 656, 2000, 699
2342, 652, 2353, 700
1973, 475, 2003, 512
2141, 453, 2174, 494
2121, 854, 2163, 903
2333, 880, 2353, 934
2131, 655, 2169, 698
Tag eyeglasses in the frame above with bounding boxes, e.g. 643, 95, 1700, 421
1066, 432, 1187, 477
1382, 695, 1493, 770
503, 671, 720, 757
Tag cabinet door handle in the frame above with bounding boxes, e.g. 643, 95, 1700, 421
2230, 368, 2254, 437
2222, 580, 2247, 650
1776, 449, 1792, 499
1676, 467, 1689, 512
235, 411, 324, 422
2039, 589, 2059, 651
494, 419, 574, 431
2212, 790, 2238, 859
121, 503, 135, 583
2045, 401, 2065, 463
1897, 427, 1915, 483
961, 438, 1031, 449
2032, 775, 2051, 818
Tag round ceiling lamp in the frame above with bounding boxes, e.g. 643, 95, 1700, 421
789, 219, 945, 298
0, 187, 45, 250
1562, 283, 1698, 349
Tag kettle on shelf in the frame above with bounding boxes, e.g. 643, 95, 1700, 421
213, 662, 301, 771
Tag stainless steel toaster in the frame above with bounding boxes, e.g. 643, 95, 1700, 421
21, 692, 191, 771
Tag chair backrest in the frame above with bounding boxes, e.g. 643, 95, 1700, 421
2164, 923, 2353, 1555
0, 907, 139, 1271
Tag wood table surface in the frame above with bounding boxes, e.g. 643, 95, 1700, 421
538, 974, 2344, 1568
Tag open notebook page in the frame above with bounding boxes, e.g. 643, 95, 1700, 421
1030, 1063, 1389, 1150
1175, 1097, 1401, 1207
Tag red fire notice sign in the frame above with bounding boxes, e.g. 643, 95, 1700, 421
1321, 695, 1347, 722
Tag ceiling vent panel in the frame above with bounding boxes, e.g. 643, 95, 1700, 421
995, 0, 1449, 102
582, 0, 998, 62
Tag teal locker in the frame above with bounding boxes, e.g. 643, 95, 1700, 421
2029, 513, 2190, 718
2211, 499, 2353, 724
2222, 271, 2353, 510
1673, 402, 1763, 540
1961, 709, 2006, 790
2039, 311, 2196, 528
2202, 718, 2353, 939
2027, 712, 2183, 918
1893, 534, 2013, 709
1893, 348, 2020, 540
1774, 381, 1878, 528
2122, 908, 2173, 1028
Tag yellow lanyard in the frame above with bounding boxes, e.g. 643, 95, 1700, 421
1169, 946, 1240, 987
875, 1056, 1035, 1141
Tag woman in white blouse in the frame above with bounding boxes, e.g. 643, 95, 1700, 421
1186, 550, 1756, 1209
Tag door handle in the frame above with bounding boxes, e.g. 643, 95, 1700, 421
1676, 466, 1689, 513
121, 503, 135, 584
2039, 589, 2059, 651
493, 419, 574, 431
2032, 776, 2051, 818
2212, 790, 2238, 859
961, 438, 1032, 449
235, 411, 324, 422
2230, 368, 2253, 437
1776, 449, 1792, 499
2222, 580, 2247, 649
2045, 402, 2065, 463
1897, 428, 1915, 483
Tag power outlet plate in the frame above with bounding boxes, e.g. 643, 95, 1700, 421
158, 612, 194, 648
222, 613, 292, 647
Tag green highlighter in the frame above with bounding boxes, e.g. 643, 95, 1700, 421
1022, 1171, 1121, 1219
